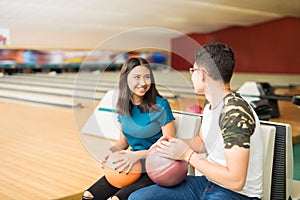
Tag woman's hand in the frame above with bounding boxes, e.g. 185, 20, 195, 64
156, 138, 190, 161
100, 149, 114, 169
113, 150, 141, 174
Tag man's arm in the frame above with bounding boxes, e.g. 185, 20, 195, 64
187, 147, 249, 191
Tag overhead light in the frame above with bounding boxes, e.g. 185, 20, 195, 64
189, 1, 281, 17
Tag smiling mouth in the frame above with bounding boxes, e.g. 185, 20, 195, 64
137, 87, 147, 93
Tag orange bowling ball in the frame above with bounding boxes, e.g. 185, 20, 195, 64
103, 152, 142, 188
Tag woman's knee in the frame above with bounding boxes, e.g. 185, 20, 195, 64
82, 190, 94, 200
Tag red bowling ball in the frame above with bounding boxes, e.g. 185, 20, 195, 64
146, 146, 188, 187
185, 104, 203, 114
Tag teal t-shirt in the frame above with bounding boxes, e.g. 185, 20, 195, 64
118, 96, 174, 151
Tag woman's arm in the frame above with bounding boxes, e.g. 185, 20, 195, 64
101, 130, 129, 168
109, 131, 129, 152
162, 120, 176, 138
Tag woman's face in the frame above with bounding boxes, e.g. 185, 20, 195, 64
127, 65, 151, 101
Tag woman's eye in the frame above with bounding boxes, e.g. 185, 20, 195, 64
144, 75, 151, 79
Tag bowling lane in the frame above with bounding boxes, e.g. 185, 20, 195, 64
0, 89, 80, 108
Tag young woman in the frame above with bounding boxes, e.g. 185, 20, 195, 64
82, 57, 175, 200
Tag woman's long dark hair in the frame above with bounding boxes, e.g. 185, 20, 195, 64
116, 57, 161, 115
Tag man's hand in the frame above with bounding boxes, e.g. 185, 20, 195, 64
156, 138, 190, 161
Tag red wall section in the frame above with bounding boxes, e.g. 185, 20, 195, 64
171, 17, 300, 74
171, 34, 208, 71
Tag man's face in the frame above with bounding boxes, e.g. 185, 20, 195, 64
191, 63, 205, 94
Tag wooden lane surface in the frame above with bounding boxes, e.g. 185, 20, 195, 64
0, 82, 106, 101
0, 89, 81, 108
0, 98, 101, 200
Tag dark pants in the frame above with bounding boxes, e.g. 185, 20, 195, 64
83, 160, 154, 200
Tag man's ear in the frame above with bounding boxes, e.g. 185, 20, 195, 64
200, 68, 209, 81
200, 68, 210, 76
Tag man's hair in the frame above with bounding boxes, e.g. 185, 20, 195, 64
194, 43, 235, 83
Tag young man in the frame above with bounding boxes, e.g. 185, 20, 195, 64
129, 43, 264, 200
